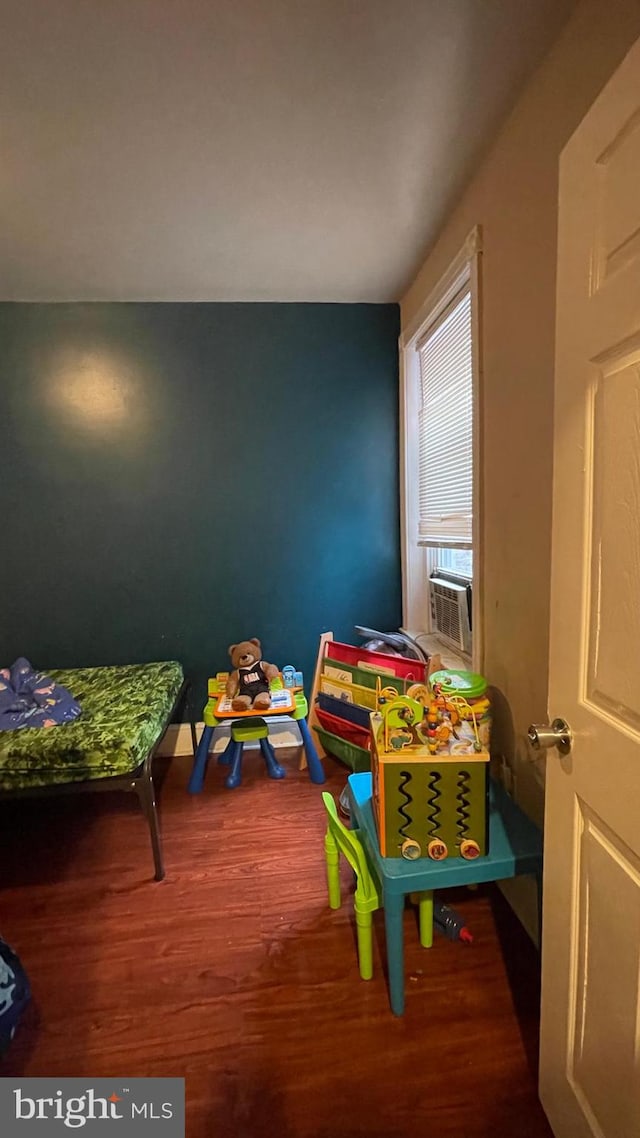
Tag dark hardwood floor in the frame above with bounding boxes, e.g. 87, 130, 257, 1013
0, 749, 552, 1138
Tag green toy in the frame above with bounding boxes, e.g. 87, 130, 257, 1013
369, 679, 491, 861
321, 792, 433, 979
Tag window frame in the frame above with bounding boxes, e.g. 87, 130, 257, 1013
399, 226, 483, 668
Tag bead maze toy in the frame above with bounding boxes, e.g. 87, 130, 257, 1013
369, 675, 490, 861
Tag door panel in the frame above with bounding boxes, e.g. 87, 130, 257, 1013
587, 351, 640, 727
540, 34, 640, 1138
571, 806, 640, 1135
594, 107, 640, 287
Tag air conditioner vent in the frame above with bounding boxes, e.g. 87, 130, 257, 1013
429, 574, 472, 654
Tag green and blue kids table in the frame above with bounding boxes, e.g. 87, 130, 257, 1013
348, 771, 543, 1015
188, 680, 326, 792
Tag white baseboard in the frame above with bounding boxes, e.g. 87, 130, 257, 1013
157, 722, 198, 757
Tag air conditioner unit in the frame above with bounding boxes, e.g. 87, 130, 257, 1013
429, 571, 472, 654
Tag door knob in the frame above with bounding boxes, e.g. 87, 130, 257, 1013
527, 718, 572, 755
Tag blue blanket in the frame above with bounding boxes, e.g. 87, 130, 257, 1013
0, 658, 81, 730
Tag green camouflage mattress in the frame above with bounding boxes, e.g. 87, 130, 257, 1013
0, 661, 184, 790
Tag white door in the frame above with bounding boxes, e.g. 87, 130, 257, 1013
539, 35, 640, 1138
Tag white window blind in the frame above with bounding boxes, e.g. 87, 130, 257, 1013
416, 287, 472, 548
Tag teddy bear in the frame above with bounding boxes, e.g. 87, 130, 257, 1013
225, 639, 279, 711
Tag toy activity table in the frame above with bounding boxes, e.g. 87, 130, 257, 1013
347, 771, 543, 1015
188, 684, 326, 793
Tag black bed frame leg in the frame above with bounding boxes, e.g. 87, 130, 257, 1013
137, 767, 165, 882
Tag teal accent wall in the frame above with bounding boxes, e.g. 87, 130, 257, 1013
0, 303, 401, 717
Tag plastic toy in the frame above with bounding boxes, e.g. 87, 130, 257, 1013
219, 717, 286, 788
433, 899, 474, 943
188, 668, 326, 792
429, 669, 492, 751
369, 673, 491, 861
0, 936, 30, 1056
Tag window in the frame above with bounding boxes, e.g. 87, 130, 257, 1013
417, 286, 473, 553
400, 228, 482, 663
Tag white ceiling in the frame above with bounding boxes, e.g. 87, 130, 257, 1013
0, 0, 575, 302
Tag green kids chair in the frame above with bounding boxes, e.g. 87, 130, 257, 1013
321, 791, 433, 982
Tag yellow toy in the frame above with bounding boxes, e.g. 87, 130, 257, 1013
369, 673, 491, 861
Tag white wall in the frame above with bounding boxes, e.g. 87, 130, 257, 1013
401, 0, 640, 938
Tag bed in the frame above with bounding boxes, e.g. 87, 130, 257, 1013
0, 661, 189, 880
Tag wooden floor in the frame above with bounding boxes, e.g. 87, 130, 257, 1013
0, 750, 552, 1138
